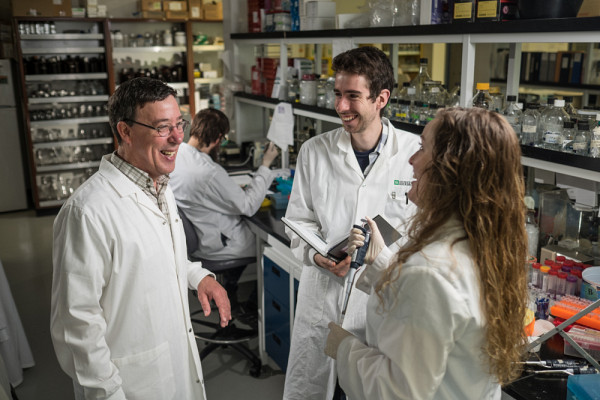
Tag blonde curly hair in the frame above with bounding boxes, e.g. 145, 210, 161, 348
376, 107, 528, 384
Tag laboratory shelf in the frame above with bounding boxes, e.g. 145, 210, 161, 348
20, 33, 104, 40
490, 79, 600, 93
32, 137, 114, 149
112, 46, 187, 54
234, 92, 341, 124
21, 47, 105, 55
30, 116, 109, 128
25, 73, 108, 82
36, 161, 101, 173
39, 199, 66, 208
28, 95, 110, 104
231, 17, 600, 44
192, 44, 224, 52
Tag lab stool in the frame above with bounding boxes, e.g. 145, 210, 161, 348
177, 207, 262, 377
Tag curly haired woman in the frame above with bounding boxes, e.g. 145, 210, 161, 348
325, 107, 529, 399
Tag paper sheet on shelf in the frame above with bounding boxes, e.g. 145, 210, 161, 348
267, 102, 294, 149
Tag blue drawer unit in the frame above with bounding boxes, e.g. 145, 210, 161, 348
263, 256, 290, 305
264, 290, 291, 371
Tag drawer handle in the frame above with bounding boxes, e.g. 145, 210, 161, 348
271, 265, 280, 277
272, 300, 281, 312
273, 333, 281, 345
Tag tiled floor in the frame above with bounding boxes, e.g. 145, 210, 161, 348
0, 210, 285, 400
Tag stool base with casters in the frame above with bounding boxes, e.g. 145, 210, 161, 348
178, 207, 262, 377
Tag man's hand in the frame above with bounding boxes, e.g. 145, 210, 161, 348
262, 142, 279, 167
314, 254, 351, 277
197, 276, 231, 327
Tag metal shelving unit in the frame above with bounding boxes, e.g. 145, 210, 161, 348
14, 17, 115, 209
228, 16, 600, 183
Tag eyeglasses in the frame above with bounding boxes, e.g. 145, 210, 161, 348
124, 119, 190, 137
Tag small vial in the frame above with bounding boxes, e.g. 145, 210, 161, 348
531, 262, 541, 288
556, 271, 568, 297
565, 275, 577, 296
571, 268, 582, 297
540, 265, 551, 293
548, 270, 558, 298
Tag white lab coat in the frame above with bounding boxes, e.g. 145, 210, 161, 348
170, 143, 275, 260
283, 118, 420, 400
337, 219, 501, 400
51, 157, 212, 400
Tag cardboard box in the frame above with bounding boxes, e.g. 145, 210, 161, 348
203, 1, 222, 20
141, 0, 162, 11
578, 0, 600, 17
188, 0, 202, 18
163, 0, 187, 11
12, 0, 72, 17
141, 10, 165, 18
165, 10, 189, 19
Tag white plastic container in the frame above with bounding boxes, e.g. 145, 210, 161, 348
581, 266, 600, 300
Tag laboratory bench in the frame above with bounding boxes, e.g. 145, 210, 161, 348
246, 207, 590, 398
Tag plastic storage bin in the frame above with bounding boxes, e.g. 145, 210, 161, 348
566, 374, 600, 400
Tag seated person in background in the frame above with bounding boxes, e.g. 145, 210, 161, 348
170, 108, 279, 261
325, 107, 529, 399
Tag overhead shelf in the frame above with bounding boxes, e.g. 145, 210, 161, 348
231, 17, 600, 45
28, 95, 110, 104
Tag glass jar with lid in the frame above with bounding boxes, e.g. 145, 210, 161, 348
299, 74, 317, 106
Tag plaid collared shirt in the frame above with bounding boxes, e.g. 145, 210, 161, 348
108, 153, 171, 221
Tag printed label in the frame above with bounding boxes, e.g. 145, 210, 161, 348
477, 1, 498, 17
522, 125, 537, 133
454, 2, 473, 18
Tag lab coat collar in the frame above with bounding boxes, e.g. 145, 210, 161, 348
338, 118, 396, 177
98, 157, 167, 221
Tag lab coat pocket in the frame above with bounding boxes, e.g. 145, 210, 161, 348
112, 341, 176, 400
299, 266, 329, 325
384, 183, 411, 224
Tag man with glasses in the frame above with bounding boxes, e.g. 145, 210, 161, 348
51, 77, 229, 400
170, 108, 279, 262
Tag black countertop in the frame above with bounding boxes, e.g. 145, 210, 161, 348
246, 206, 290, 246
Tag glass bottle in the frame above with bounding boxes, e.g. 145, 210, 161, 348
411, 100, 423, 125
563, 95, 578, 121
409, 58, 432, 101
471, 82, 492, 109
561, 120, 575, 153
163, 29, 173, 46
525, 195, 539, 259
446, 83, 460, 107
573, 121, 590, 156
489, 86, 504, 113
398, 100, 410, 122
503, 95, 522, 139
521, 103, 541, 146
590, 118, 600, 158
541, 99, 569, 151
386, 83, 399, 120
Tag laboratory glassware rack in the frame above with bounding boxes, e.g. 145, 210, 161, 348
225, 15, 600, 183
13, 16, 224, 210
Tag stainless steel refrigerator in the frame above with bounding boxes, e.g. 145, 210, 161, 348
0, 59, 28, 212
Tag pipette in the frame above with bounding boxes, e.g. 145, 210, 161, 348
530, 367, 598, 376
340, 222, 370, 324
523, 359, 590, 369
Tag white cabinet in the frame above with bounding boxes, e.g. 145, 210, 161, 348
225, 14, 600, 183
15, 18, 114, 209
